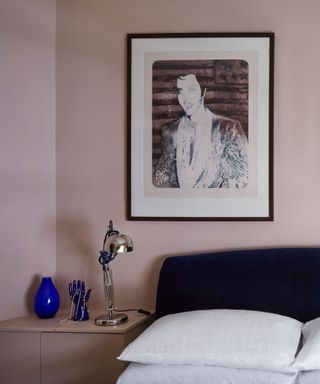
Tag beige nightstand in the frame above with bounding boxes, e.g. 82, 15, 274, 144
0, 309, 153, 384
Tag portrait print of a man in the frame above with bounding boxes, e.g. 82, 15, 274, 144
152, 62, 248, 189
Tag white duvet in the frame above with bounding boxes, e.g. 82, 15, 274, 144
117, 363, 299, 384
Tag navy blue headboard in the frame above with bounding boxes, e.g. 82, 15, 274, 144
155, 248, 320, 323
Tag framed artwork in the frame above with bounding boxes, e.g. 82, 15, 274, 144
127, 33, 274, 221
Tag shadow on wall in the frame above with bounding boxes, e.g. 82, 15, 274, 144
137, 254, 168, 310
25, 274, 42, 314
149, 254, 166, 288
56, 216, 97, 307
56, 216, 95, 259
23, 215, 57, 315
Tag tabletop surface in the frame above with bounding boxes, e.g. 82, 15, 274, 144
0, 309, 153, 334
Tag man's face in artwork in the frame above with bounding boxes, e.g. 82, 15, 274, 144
177, 74, 203, 116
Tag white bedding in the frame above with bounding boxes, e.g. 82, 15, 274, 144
294, 316, 320, 370
117, 363, 299, 384
298, 370, 320, 384
118, 310, 302, 373
117, 310, 320, 384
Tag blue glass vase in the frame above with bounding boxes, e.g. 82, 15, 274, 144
34, 277, 60, 319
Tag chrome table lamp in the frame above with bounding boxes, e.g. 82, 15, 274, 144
95, 220, 133, 326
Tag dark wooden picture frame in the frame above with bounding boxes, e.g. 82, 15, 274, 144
127, 33, 274, 221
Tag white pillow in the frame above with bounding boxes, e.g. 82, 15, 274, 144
118, 309, 302, 373
294, 317, 320, 370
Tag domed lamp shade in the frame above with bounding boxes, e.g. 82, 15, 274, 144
95, 220, 133, 326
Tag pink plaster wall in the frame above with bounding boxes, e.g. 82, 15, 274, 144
0, 0, 56, 320
56, 0, 320, 312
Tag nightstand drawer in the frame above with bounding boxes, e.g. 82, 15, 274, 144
42, 332, 125, 384
0, 332, 40, 384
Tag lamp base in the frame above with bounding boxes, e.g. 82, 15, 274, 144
94, 312, 128, 326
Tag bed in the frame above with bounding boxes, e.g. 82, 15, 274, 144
117, 248, 320, 384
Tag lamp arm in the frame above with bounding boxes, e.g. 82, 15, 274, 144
102, 220, 119, 250
103, 263, 115, 320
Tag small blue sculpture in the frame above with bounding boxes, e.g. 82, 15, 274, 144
68, 280, 91, 321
